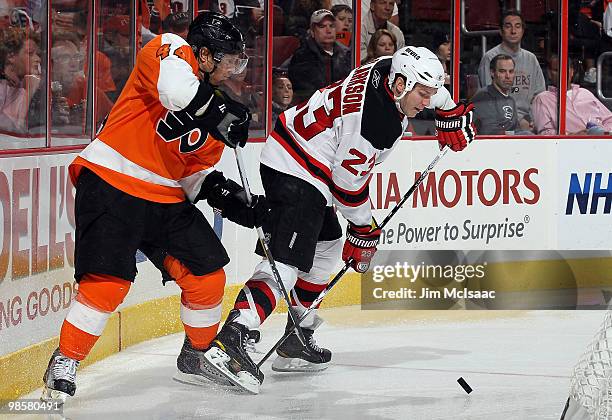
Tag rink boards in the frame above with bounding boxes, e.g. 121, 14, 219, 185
0, 137, 611, 399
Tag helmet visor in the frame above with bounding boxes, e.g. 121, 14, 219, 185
215, 51, 249, 75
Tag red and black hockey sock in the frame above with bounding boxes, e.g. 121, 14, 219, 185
234, 279, 277, 325
291, 278, 327, 309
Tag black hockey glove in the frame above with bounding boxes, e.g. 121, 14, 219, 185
227, 109, 251, 148
197, 170, 270, 228
210, 91, 252, 148
192, 92, 228, 131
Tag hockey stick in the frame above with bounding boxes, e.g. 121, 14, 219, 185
233, 148, 308, 346
257, 145, 450, 367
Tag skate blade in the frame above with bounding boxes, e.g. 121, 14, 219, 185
271, 356, 330, 372
41, 386, 68, 405
172, 370, 234, 388
203, 347, 261, 395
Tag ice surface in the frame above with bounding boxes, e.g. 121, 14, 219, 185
19, 307, 606, 420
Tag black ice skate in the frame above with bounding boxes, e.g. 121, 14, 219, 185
272, 314, 331, 372
203, 310, 264, 394
41, 348, 80, 404
174, 335, 234, 387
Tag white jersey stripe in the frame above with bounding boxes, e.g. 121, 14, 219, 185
65, 300, 111, 336
180, 302, 222, 328
80, 139, 182, 188
179, 167, 216, 202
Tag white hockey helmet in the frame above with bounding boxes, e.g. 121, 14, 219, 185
388, 46, 446, 101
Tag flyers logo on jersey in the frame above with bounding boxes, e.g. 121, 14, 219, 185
156, 110, 209, 153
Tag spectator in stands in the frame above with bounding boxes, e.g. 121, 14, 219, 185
51, 33, 82, 93
532, 55, 612, 135
433, 30, 451, 87
287, 0, 332, 39
102, 15, 132, 96
472, 54, 518, 135
209, 0, 263, 22
478, 9, 545, 132
362, 28, 396, 64
51, 32, 114, 130
72, 12, 116, 99
218, 0, 263, 47
331, 4, 352, 47
288, 9, 351, 103
0, 27, 41, 133
271, 70, 294, 127
569, 0, 604, 84
138, 0, 157, 46
162, 11, 191, 39
70, 12, 117, 128
333, 0, 399, 25
221, 66, 263, 128
50, 32, 82, 126
361, 0, 404, 60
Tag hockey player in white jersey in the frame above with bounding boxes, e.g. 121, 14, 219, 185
201, 46, 476, 393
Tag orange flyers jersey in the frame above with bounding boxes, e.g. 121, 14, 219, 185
69, 33, 225, 204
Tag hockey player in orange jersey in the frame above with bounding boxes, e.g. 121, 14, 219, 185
41, 12, 270, 403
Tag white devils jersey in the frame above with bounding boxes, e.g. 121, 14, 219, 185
261, 57, 454, 226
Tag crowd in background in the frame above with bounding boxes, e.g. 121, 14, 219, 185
0, 0, 610, 143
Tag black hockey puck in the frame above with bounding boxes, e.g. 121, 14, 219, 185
457, 377, 472, 394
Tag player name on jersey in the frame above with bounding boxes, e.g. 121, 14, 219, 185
342, 63, 373, 115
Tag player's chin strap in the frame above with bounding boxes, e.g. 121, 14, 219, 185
257, 144, 453, 368
388, 75, 408, 114
233, 148, 309, 347
393, 91, 409, 114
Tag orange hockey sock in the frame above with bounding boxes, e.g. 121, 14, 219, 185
59, 273, 131, 360
165, 256, 226, 350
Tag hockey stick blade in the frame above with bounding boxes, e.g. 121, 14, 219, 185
258, 146, 451, 367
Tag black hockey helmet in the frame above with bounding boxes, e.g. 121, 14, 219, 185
187, 11, 246, 62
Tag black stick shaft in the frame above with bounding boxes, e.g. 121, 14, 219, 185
234, 149, 308, 346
